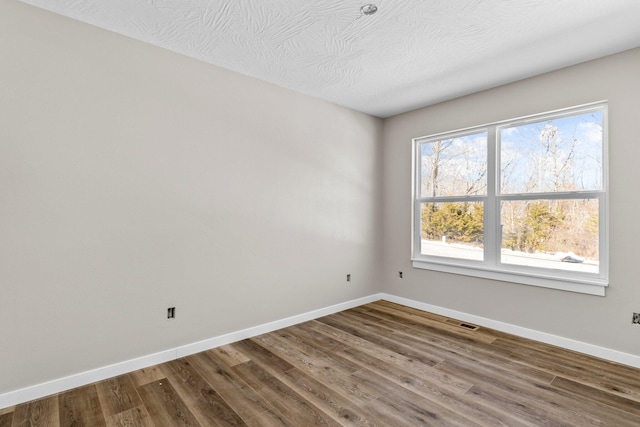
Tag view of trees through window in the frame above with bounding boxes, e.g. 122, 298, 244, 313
420, 132, 487, 198
500, 199, 599, 272
418, 108, 604, 274
419, 131, 487, 262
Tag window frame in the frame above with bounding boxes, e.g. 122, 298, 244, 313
411, 102, 608, 296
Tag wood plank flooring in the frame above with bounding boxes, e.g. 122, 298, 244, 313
5, 301, 640, 426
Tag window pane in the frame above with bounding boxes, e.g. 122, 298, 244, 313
500, 111, 603, 194
420, 132, 487, 197
420, 202, 484, 260
500, 199, 599, 274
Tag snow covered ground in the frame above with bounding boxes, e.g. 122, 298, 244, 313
420, 240, 598, 274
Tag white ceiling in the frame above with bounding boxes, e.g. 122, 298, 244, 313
18, 0, 640, 118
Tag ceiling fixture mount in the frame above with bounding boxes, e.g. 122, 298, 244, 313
360, 4, 378, 16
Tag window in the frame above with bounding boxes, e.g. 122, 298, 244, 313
412, 102, 608, 295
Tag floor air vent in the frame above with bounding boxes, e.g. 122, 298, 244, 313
445, 319, 480, 331
459, 322, 480, 331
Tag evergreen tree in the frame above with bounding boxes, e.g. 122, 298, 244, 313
422, 202, 483, 246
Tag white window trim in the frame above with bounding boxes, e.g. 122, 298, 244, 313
411, 101, 609, 296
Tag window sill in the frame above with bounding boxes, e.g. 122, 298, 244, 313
411, 259, 607, 296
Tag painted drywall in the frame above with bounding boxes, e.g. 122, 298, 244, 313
0, 1, 383, 395
382, 48, 640, 356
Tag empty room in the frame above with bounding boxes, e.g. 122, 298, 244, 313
2, 0, 640, 425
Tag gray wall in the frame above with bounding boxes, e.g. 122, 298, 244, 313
382, 48, 640, 356
0, 1, 383, 394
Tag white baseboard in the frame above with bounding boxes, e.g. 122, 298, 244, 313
379, 293, 640, 369
0, 293, 384, 410
0, 349, 177, 412
174, 293, 385, 358
3, 291, 640, 410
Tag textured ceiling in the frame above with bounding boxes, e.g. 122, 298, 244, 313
17, 0, 640, 117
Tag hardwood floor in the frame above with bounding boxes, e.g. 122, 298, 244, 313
4, 301, 640, 426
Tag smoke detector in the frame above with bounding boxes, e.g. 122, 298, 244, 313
360, 4, 378, 16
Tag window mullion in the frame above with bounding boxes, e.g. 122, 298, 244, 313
484, 125, 498, 267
